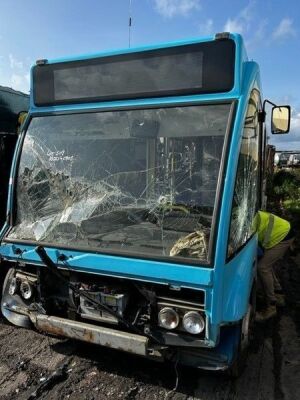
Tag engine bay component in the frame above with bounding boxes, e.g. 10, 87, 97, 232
158, 307, 180, 330
79, 287, 128, 324
182, 311, 205, 334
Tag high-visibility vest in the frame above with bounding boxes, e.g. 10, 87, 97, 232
257, 211, 290, 249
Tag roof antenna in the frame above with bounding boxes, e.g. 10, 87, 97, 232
128, 0, 132, 48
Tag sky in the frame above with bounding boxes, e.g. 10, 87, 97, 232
0, 0, 299, 150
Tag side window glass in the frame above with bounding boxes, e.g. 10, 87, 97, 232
228, 90, 260, 257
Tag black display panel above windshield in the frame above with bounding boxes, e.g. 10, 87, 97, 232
33, 40, 235, 106
8, 104, 232, 264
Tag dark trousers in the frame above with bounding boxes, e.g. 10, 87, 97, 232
257, 238, 294, 306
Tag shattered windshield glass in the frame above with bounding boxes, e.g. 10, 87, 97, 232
228, 90, 259, 257
8, 104, 231, 263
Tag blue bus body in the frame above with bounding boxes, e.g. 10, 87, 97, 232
0, 33, 263, 370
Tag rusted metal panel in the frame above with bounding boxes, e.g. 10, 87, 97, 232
34, 314, 150, 356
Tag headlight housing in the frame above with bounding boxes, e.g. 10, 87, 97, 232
158, 307, 179, 330
182, 311, 205, 334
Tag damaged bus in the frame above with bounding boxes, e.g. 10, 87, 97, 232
0, 33, 290, 375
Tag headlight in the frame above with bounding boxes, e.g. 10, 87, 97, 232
182, 311, 205, 334
158, 307, 179, 330
20, 281, 33, 300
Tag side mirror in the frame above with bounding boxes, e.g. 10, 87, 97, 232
271, 105, 290, 134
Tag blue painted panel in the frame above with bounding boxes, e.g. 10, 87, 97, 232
213, 324, 241, 365
29, 92, 239, 115
184, 324, 240, 368
222, 237, 257, 321
0, 243, 213, 289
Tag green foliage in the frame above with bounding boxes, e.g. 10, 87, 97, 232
268, 170, 300, 231
272, 170, 300, 202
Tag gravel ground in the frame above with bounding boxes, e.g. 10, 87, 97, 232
0, 251, 299, 400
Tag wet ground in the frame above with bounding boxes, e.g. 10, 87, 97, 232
0, 253, 299, 400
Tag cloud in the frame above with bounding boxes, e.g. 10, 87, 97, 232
10, 73, 30, 93
246, 18, 268, 49
199, 19, 214, 35
2, 54, 31, 93
224, 18, 244, 34
269, 109, 300, 150
9, 54, 23, 69
291, 111, 300, 132
272, 18, 296, 41
154, 0, 201, 18
270, 137, 300, 151
223, 2, 254, 34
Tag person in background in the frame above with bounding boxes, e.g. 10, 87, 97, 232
255, 211, 295, 322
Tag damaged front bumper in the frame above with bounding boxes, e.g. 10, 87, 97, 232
1, 301, 163, 358
33, 314, 161, 358
2, 301, 239, 371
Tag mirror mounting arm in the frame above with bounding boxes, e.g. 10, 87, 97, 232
263, 99, 277, 110
259, 99, 278, 123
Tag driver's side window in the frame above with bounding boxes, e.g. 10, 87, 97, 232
227, 89, 260, 257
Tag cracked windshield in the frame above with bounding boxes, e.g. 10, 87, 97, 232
8, 104, 231, 262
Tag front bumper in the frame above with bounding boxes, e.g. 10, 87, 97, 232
32, 314, 161, 358
30, 313, 237, 371
2, 299, 240, 370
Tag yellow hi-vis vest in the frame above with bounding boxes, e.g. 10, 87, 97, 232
257, 211, 290, 249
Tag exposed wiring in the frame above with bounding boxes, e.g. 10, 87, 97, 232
164, 357, 179, 399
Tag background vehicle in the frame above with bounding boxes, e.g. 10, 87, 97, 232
277, 152, 290, 168
0, 86, 29, 288
0, 86, 29, 229
0, 33, 290, 375
288, 153, 300, 167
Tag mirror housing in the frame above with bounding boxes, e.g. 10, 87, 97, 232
271, 105, 290, 134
